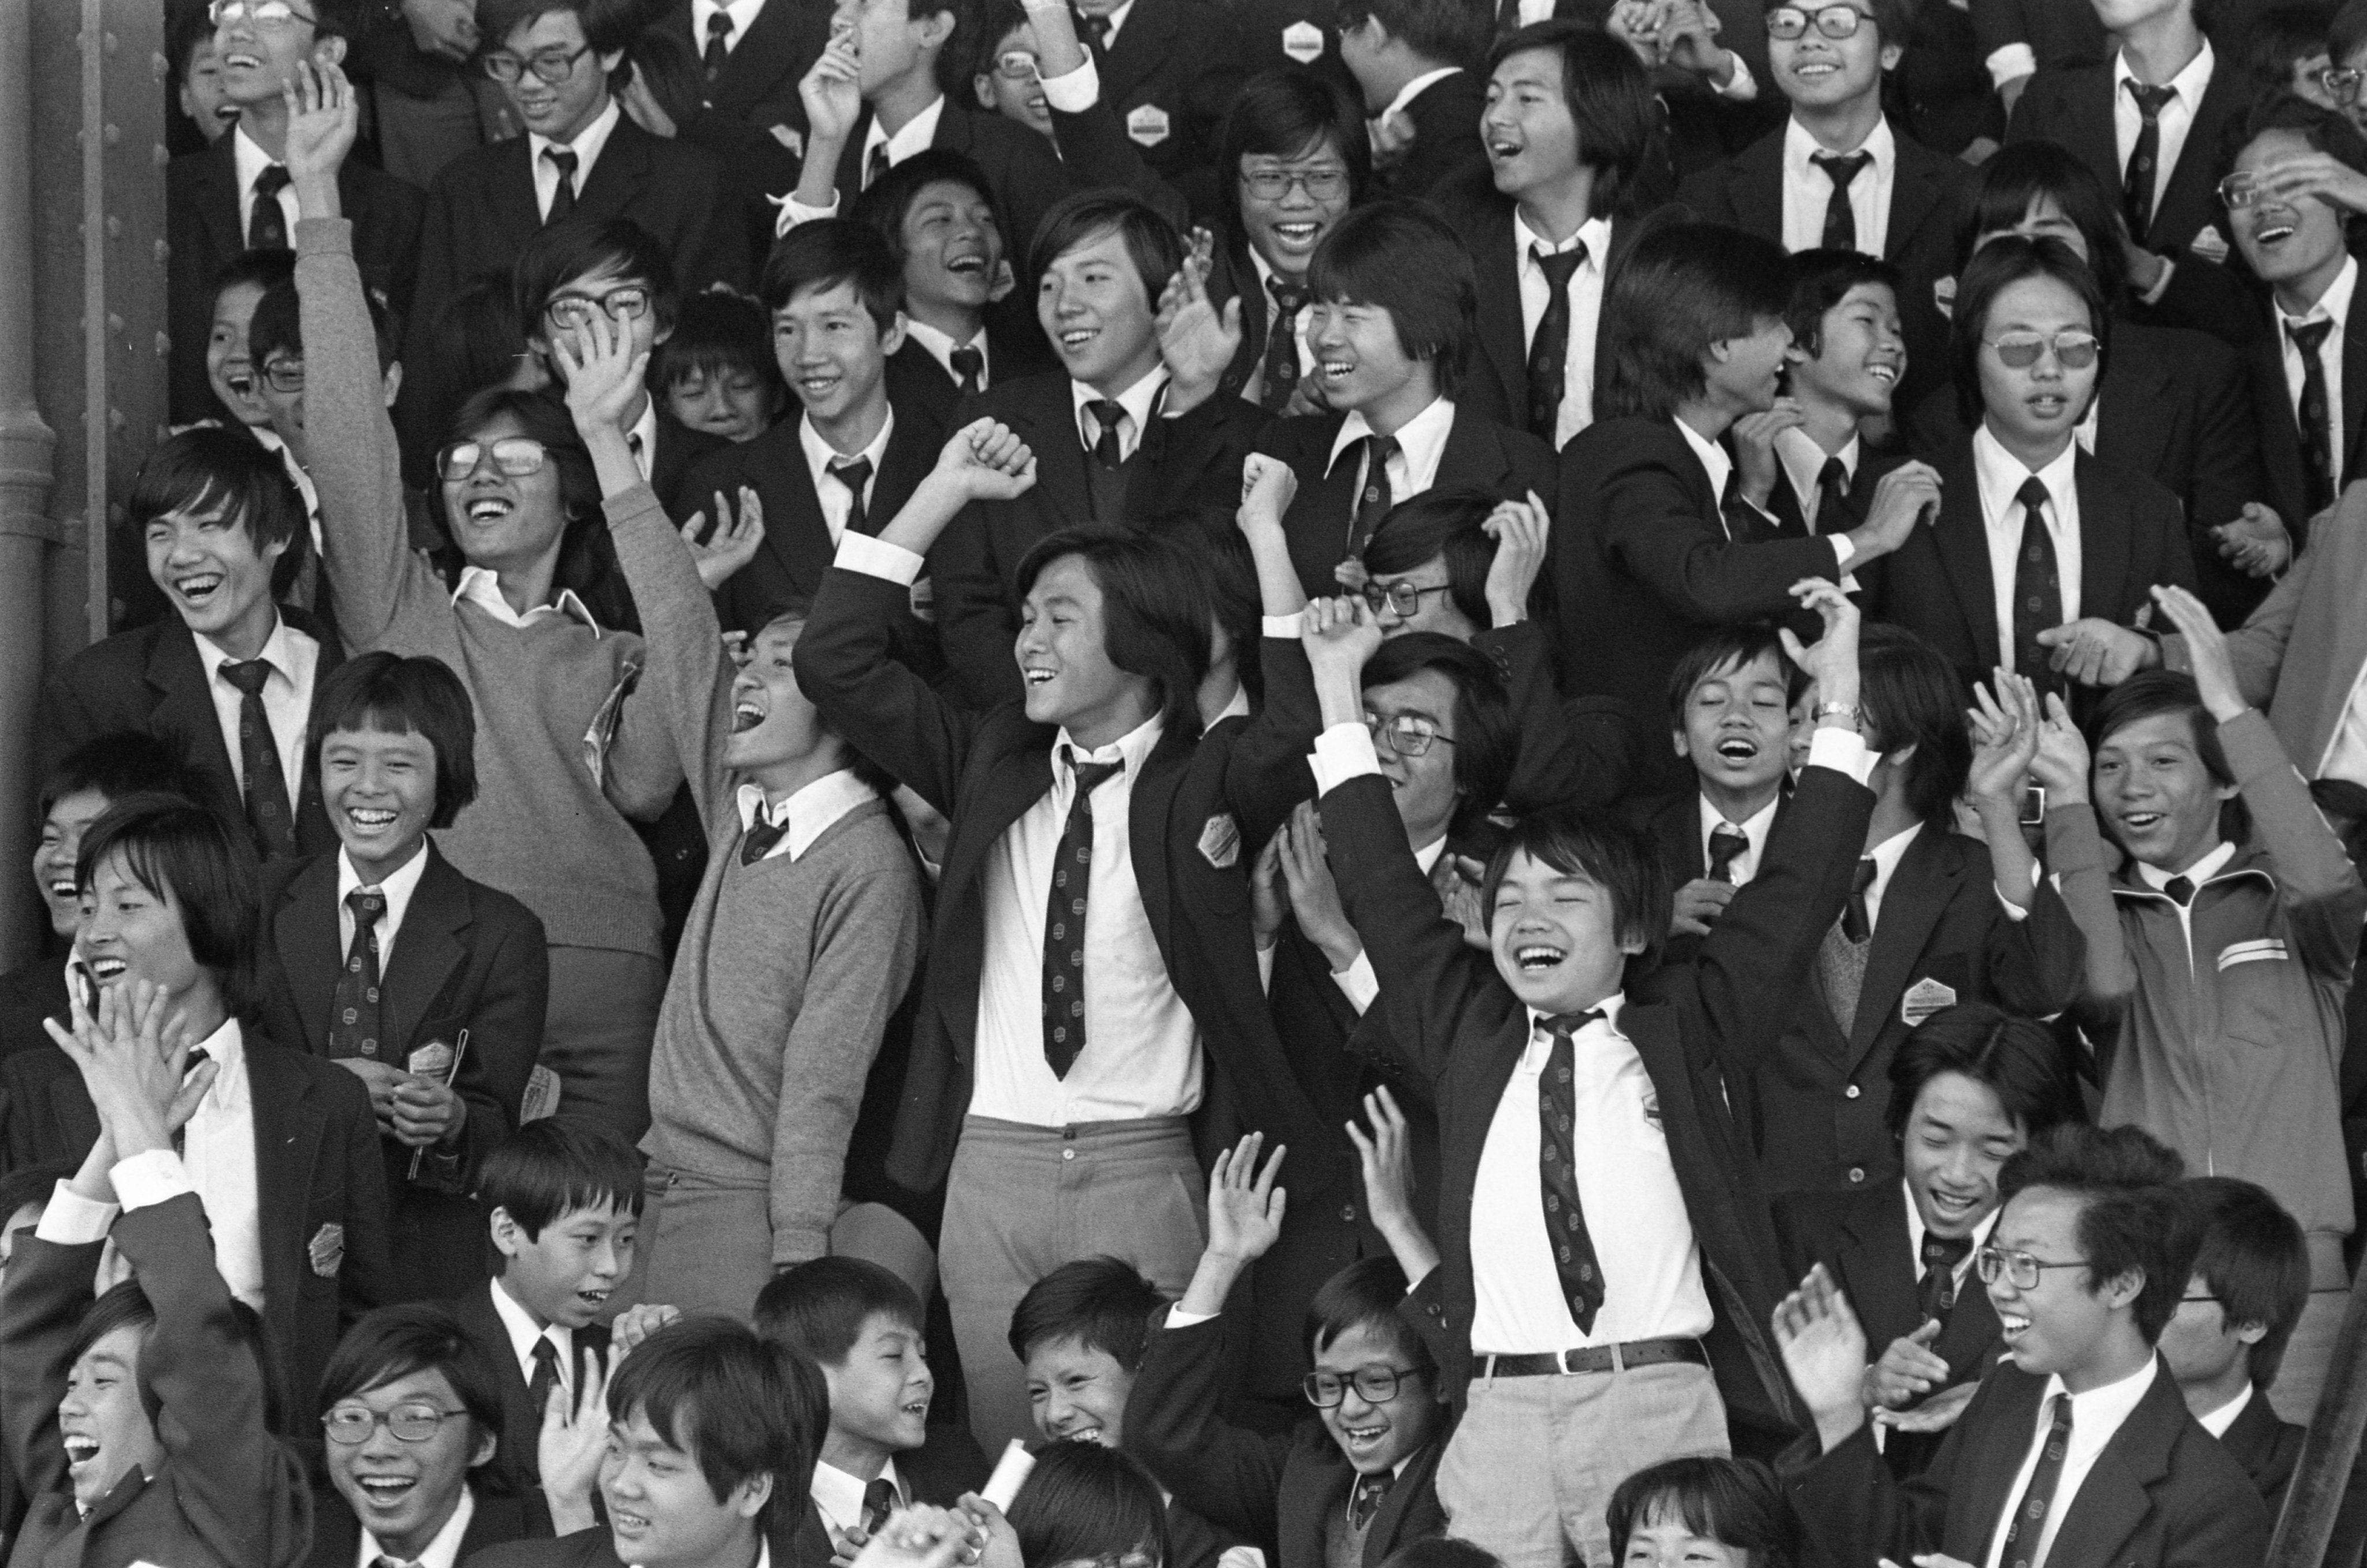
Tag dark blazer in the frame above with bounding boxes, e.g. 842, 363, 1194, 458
0, 1033, 398, 1419
36, 607, 345, 860
2005, 57, 2244, 263
1125, 1313, 1450, 1568
1318, 753, 1882, 1444
1553, 416, 1851, 795
792, 570, 1336, 1195
930, 373, 1266, 709
1, 1195, 313, 1568
306, 1484, 534, 1568
1087, 0, 1248, 212
0, 958, 68, 1067
666, 0, 828, 141
1379, 69, 1490, 204
782, 1432, 990, 1568
1859, 440, 2199, 698
1481, 620, 1636, 813
469, 1523, 803, 1568
2216, 1388, 2307, 1515
449, 1281, 616, 1539
1676, 121, 1966, 413
1783, 1359, 2271, 1568
1969, 0, 2108, 76
254, 844, 548, 1301
166, 135, 424, 424
883, 331, 1059, 435
2248, 277, 2367, 546
824, 103, 1074, 294
1249, 406, 1559, 601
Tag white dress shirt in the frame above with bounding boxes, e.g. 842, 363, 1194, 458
904, 317, 990, 392
1696, 791, 1782, 888
691, 0, 768, 57
1780, 115, 1896, 257
1072, 365, 1171, 465
1971, 424, 2083, 667
40, 1139, 268, 1333
801, 409, 896, 542
1084, 0, 1136, 47
864, 96, 947, 189
1856, 822, 1921, 935
2112, 42, 2214, 232
1775, 429, 1859, 535
1329, 836, 1448, 1013
810, 1456, 903, 1537
734, 769, 880, 863
336, 841, 432, 974
1326, 395, 1457, 543
489, 1276, 577, 1404
2196, 1381, 2253, 1440
627, 396, 660, 484
195, 612, 320, 798
1981, 1356, 2161, 1568
1249, 249, 1318, 384
529, 99, 623, 223
166, 1018, 266, 1310
1901, 1175, 1999, 1297
450, 566, 603, 634
233, 127, 298, 242
360, 1488, 476, 1568
1514, 211, 1611, 447
2280, 253, 2356, 490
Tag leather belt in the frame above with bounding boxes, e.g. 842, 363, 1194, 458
1475, 1337, 1708, 1378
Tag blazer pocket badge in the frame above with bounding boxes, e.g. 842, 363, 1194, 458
309, 1222, 345, 1280
1126, 105, 1172, 146
1900, 976, 1958, 1028
1281, 20, 1325, 61
1198, 812, 1242, 870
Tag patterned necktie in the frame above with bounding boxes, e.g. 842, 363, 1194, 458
1085, 399, 1127, 468
219, 658, 297, 858
1917, 1231, 1973, 1321
742, 806, 791, 866
1536, 1010, 1609, 1334
703, 9, 733, 79
527, 1336, 562, 1417
2164, 874, 2196, 906
1075, 5, 1113, 55
1348, 433, 1399, 558
544, 146, 579, 225
1707, 823, 1749, 883
1998, 1393, 2074, 1568
249, 164, 291, 251
328, 889, 387, 1060
2009, 476, 2062, 694
1043, 753, 1124, 1079
1262, 279, 1308, 412
829, 457, 875, 535
1525, 243, 1588, 443
865, 140, 892, 190
1812, 151, 1872, 252
1815, 455, 1851, 532
949, 344, 984, 396
2122, 81, 2177, 242
860, 1476, 899, 1534
1347, 1470, 1392, 1530
1840, 856, 1878, 943
2288, 317, 2338, 518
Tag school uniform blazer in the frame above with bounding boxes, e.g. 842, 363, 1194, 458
447, 1282, 614, 1539
35, 607, 345, 858
1, 1195, 313, 1568
1377, 69, 1490, 205
929, 373, 1266, 709
2005, 59, 2246, 264
1124, 1311, 1450, 1568
2248, 280, 2367, 546
0, 1036, 397, 1425
469, 1523, 805, 1568
166, 138, 424, 425
1770, 1181, 2005, 1395
0, 959, 68, 1069
1318, 751, 1882, 1443
306, 1485, 534, 1568
1858, 440, 2198, 698
823, 103, 1074, 294
791, 564, 1336, 1195
780, 1432, 988, 1568
665, 0, 828, 142
1969, 0, 2107, 78
1477, 620, 1636, 813
1782, 1359, 2271, 1568
254, 844, 548, 1299
2216, 1391, 2307, 1515
883, 327, 1059, 438
1249, 406, 1559, 602
1087, 0, 1247, 202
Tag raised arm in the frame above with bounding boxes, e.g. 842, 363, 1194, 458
1219, 456, 1321, 848
1031, 1, 1191, 228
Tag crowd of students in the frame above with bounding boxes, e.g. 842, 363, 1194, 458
17, 0, 2367, 1560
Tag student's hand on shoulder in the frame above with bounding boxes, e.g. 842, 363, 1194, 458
1669, 877, 1736, 937
2150, 583, 2247, 720
1482, 492, 1550, 624
1849, 461, 1942, 562
2213, 502, 2291, 579
552, 308, 651, 443
610, 1302, 681, 1354
402, 0, 479, 60
1204, 1132, 1287, 1265
1239, 453, 1298, 534
932, 418, 1038, 502
800, 32, 864, 149
680, 487, 769, 592
281, 60, 360, 206
1728, 401, 1802, 511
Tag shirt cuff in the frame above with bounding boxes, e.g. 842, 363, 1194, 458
1986, 43, 2036, 91
1166, 1306, 1219, 1328
778, 192, 840, 235
2138, 255, 2176, 305
1829, 533, 1857, 567
1806, 725, 1875, 785
834, 531, 925, 585
1260, 613, 1305, 639
1310, 722, 1381, 794
1716, 53, 1757, 99
1994, 882, 2031, 921
1256, 941, 1275, 994
109, 1150, 197, 1213
34, 1181, 118, 1245
1040, 55, 1101, 113
1332, 950, 1379, 1014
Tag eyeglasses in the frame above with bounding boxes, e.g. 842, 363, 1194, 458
1982, 330, 2100, 371
437, 436, 551, 481
546, 287, 654, 331
1765, 5, 1869, 40
323, 1403, 469, 1445
209, 0, 320, 27
1364, 711, 1456, 758
258, 358, 305, 394
1240, 167, 1351, 201
1360, 580, 1454, 617
991, 50, 1041, 80
1301, 1365, 1418, 1406
2217, 172, 2264, 209
2317, 64, 2365, 102
484, 42, 594, 83
1975, 1245, 2092, 1290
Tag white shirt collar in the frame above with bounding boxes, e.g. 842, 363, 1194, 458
2113, 38, 2214, 110
2041, 1352, 2160, 1444
1055, 710, 1165, 776
1674, 417, 1733, 505
1774, 428, 1858, 528
627, 396, 660, 480
336, 840, 433, 937
1327, 394, 1455, 480
2136, 839, 2238, 890
529, 95, 623, 164
1070, 364, 1169, 442
194, 610, 298, 688
691, 0, 768, 51
1381, 66, 1461, 122
1700, 791, 1781, 859
1901, 1175, 2001, 1274
487, 1277, 573, 1381
359, 1486, 476, 1568
1512, 208, 1610, 262
1521, 992, 1629, 1067
733, 770, 880, 862
233, 125, 283, 195
1863, 821, 1921, 905
2285, 253, 2359, 330
801, 406, 895, 476
1971, 423, 2079, 533
190, 1015, 247, 1111
865, 96, 946, 173
1413, 835, 1448, 874
810, 1456, 902, 1534
2196, 1381, 2254, 1440
903, 317, 987, 384
450, 566, 604, 635
1782, 112, 1895, 176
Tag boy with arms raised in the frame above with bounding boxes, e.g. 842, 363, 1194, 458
1644, 625, 1797, 950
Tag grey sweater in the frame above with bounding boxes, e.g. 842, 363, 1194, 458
608, 481, 926, 1262
295, 218, 681, 958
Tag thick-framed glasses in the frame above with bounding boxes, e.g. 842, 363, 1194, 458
209, 0, 319, 27
992, 50, 1041, 80
1983, 330, 2099, 371
546, 288, 654, 331
1302, 1365, 1416, 1406
484, 42, 594, 83
1360, 580, 1454, 617
258, 358, 305, 394
323, 1403, 469, 1445
2317, 64, 2366, 102
437, 436, 551, 481
1765, 5, 1867, 40
1365, 711, 1456, 758
1975, 1245, 2091, 1290
1240, 167, 1351, 202
2217, 172, 2264, 209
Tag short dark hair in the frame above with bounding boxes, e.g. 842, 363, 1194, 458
442, 387, 624, 627
1884, 1003, 2085, 1143
129, 424, 306, 557
624, 23, 705, 131
1027, 191, 1183, 309
1953, 140, 2129, 301
1857, 624, 1970, 828
1007, 1256, 1164, 1367
2183, 1176, 2311, 1388
478, 1120, 644, 1241
1014, 529, 1213, 740
1362, 488, 1499, 630
2247, 3, 2339, 98
72, 1273, 288, 1436
1190, 514, 1265, 709
606, 1316, 821, 1540
1485, 23, 1659, 218
2335, 0, 2367, 64
1784, 248, 1904, 358
1606, 1456, 1798, 1568
514, 217, 680, 339
854, 149, 1002, 276
1599, 219, 1792, 423
758, 220, 905, 334
1375, 1542, 1502, 1568
317, 1303, 508, 1474
652, 290, 784, 411
1006, 1441, 1173, 1568
479, 0, 640, 57
1481, 808, 1669, 973
1663, 624, 1795, 734
1307, 202, 1477, 398
1335, 0, 1486, 68
1306, 1254, 1432, 1372
250, 274, 400, 378
1950, 233, 2110, 429
424, 273, 533, 413
1998, 1124, 2195, 1345
2084, 669, 2249, 848
1217, 71, 1372, 254
75, 793, 261, 1012
40, 733, 195, 818
306, 652, 480, 831
754, 1257, 927, 1369
1360, 632, 1517, 825
170, 1, 216, 81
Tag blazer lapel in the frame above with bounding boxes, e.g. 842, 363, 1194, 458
492, 137, 546, 259
146, 621, 240, 788
1435, 410, 1514, 494
1849, 829, 1959, 1064
381, 848, 471, 1058
2152, 66, 2240, 250
579, 120, 653, 221
246, 1045, 322, 1333
276, 854, 349, 1055
760, 436, 840, 595
1023, 381, 1096, 523
1473, 206, 1528, 420
1127, 735, 1192, 962
2073, 451, 2133, 624
1099, 2, 1175, 109
1931, 452, 2001, 670
716, 0, 803, 105
1730, 138, 1784, 243
1953, 1370, 2048, 1559
1838, 1181, 1921, 1333
1884, 143, 1948, 264
197, 135, 247, 264
2042, 1368, 2181, 1567
2342, 281, 2367, 485
2096, 343, 2173, 479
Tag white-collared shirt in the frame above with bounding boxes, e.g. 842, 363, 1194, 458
810, 1456, 903, 1539
529, 98, 623, 223
2197, 1381, 2253, 1439
1774, 428, 1859, 534
862, 96, 947, 190
1329, 836, 1448, 1013
801, 408, 896, 542
359, 1487, 476, 1568
1676, 417, 1738, 511
904, 317, 990, 392
2112, 42, 2214, 233
2280, 253, 2357, 486
1084, 0, 1137, 47
691, 0, 768, 58
488, 1276, 576, 1405
1856, 822, 1921, 935
1982, 1356, 2161, 1568
195, 611, 320, 800
336, 840, 432, 974
1248, 249, 1318, 385
627, 396, 660, 484
1780, 115, 1896, 257
1514, 210, 1612, 447
1698, 791, 1781, 888
450, 566, 603, 635
1379, 66, 1461, 125
734, 769, 879, 863
1072, 365, 1171, 466
1971, 424, 2083, 667
254, 427, 325, 554
1326, 395, 1457, 545
232, 127, 297, 243
1901, 1176, 1999, 1297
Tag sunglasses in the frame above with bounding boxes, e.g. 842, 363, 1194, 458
1983, 329, 2099, 370
436, 436, 551, 481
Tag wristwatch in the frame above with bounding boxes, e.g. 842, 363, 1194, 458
1812, 701, 1864, 729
